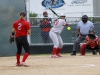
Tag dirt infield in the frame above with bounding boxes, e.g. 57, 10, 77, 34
0, 53, 100, 75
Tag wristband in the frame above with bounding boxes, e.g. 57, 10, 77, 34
12, 32, 15, 36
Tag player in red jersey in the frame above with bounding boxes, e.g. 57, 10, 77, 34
11, 12, 31, 67
80, 30, 100, 55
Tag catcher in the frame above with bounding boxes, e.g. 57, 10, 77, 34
80, 30, 100, 55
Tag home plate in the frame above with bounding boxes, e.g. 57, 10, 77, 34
69, 64, 95, 68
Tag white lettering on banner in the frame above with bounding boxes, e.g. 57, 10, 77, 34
71, 0, 87, 4
68, 0, 91, 7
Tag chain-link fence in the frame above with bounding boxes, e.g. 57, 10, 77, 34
29, 17, 100, 45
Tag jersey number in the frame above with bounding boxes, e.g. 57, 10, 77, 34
18, 23, 22, 30
54, 20, 59, 26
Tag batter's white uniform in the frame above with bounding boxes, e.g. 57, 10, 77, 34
49, 19, 67, 48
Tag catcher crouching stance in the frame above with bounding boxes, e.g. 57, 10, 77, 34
80, 30, 100, 55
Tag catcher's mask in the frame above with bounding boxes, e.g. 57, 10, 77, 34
82, 15, 88, 23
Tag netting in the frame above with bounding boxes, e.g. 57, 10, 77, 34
24, 0, 100, 45
29, 17, 100, 45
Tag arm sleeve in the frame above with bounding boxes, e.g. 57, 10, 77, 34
26, 22, 30, 30
13, 22, 16, 28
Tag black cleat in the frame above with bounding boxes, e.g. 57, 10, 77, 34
92, 50, 97, 55
71, 51, 76, 55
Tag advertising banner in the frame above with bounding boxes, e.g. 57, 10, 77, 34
29, 0, 93, 17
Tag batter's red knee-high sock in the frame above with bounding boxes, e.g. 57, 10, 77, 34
52, 47, 57, 55
56, 48, 61, 55
22, 53, 29, 62
56, 48, 62, 57
16, 53, 20, 64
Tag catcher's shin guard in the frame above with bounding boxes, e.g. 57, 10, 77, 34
80, 43, 86, 55
98, 41, 100, 55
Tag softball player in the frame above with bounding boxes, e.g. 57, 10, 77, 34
49, 13, 68, 58
11, 12, 31, 67
71, 15, 94, 55
80, 30, 100, 55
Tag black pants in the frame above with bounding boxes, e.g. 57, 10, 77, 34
15, 36, 30, 54
41, 35, 51, 43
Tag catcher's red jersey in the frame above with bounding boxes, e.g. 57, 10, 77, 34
86, 35, 99, 48
13, 19, 30, 37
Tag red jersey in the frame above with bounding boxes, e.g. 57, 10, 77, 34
86, 35, 99, 48
13, 19, 30, 37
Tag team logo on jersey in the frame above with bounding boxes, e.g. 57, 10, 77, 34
42, 0, 65, 8
71, 0, 87, 4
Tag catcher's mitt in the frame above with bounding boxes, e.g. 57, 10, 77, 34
88, 34, 96, 40
9, 36, 14, 44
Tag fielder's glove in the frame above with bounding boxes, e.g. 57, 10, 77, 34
9, 36, 14, 44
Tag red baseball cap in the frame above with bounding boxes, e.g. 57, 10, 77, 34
43, 11, 48, 15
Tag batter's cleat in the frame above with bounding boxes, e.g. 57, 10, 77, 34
20, 62, 29, 67
16, 63, 22, 67
51, 55, 59, 58
92, 50, 97, 55
56, 54, 62, 57
71, 51, 76, 55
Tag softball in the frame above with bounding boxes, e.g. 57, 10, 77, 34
67, 27, 71, 30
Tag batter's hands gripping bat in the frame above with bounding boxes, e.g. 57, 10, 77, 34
88, 34, 96, 40
49, 8, 59, 18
